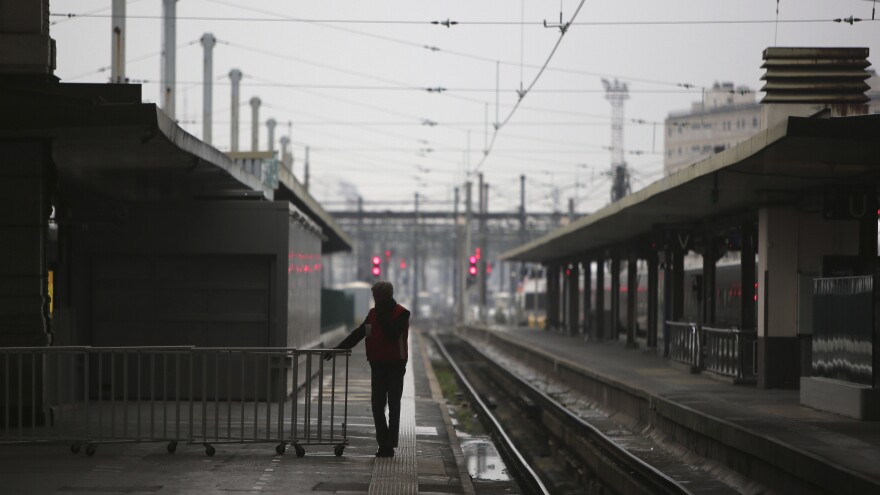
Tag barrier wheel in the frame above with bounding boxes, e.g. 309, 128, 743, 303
294, 445, 305, 458
70, 442, 82, 454
85, 443, 97, 457
334, 445, 345, 457
205, 444, 216, 457
275, 443, 286, 455
167, 440, 178, 454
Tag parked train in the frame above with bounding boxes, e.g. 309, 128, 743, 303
516, 260, 755, 334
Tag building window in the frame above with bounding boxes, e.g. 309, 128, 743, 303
753, 117, 758, 128
678, 126, 683, 134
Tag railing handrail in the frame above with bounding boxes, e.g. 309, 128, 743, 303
702, 326, 756, 336
0, 346, 352, 354
665, 320, 698, 328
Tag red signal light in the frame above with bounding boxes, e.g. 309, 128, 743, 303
475, 247, 481, 260
372, 256, 381, 265
469, 255, 477, 264
399, 259, 407, 270
469, 266, 478, 276
372, 266, 381, 276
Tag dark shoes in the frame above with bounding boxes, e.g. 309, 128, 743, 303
375, 447, 395, 458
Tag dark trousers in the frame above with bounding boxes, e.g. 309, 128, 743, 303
370, 360, 406, 449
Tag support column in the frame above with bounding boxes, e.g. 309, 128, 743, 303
662, 248, 675, 356
647, 250, 659, 349
545, 264, 555, 329
0, 142, 52, 346
672, 248, 684, 321
583, 258, 592, 338
757, 206, 800, 389
703, 234, 717, 326
595, 256, 605, 340
626, 253, 638, 348
0, 142, 53, 427
611, 252, 621, 341
568, 262, 580, 336
740, 221, 756, 332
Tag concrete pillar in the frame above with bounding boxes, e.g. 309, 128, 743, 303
611, 252, 620, 340
703, 234, 717, 326
626, 254, 637, 348
672, 248, 684, 321
595, 256, 605, 340
582, 258, 592, 337
0, 0, 56, 78
0, 142, 52, 346
568, 263, 580, 336
757, 206, 800, 388
662, 249, 675, 356
740, 221, 757, 332
647, 250, 659, 348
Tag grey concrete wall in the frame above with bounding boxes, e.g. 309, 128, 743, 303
285, 218, 322, 348
54, 199, 323, 348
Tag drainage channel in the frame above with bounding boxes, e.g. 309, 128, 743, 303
431, 332, 740, 495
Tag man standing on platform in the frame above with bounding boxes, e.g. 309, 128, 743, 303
326, 281, 410, 458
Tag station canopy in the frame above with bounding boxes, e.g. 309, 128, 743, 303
502, 114, 880, 263
0, 82, 352, 253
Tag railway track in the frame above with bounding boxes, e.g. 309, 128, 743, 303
431, 332, 696, 495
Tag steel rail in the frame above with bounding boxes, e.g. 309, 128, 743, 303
442, 333, 694, 495
430, 334, 550, 495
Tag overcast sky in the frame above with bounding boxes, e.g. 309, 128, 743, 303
50, 0, 879, 214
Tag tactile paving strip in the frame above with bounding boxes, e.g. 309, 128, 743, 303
368, 339, 417, 495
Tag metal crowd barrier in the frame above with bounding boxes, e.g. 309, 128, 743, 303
0, 346, 350, 458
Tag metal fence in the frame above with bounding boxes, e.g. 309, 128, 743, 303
0, 346, 350, 457
666, 322, 756, 382
703, 326, 757, 383
666, 321, 701, 371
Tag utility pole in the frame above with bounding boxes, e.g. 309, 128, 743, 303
479, 178, 488, 323
453, 186, 460, 318
603, 78, 631, 202
304, 146, 310, 191
413, 192, 420, 318
461, 182, 473, 324
356, 196, 364, 280
518, 175, 526, 311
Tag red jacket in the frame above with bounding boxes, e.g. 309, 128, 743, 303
365, 304, 409, 361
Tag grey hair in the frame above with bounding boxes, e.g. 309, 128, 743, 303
371, 280, 394, 298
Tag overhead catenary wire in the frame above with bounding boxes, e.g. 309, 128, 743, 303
473, 0, 585, 174
48, 12, 878, 26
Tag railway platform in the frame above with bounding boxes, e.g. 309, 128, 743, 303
0, 331, 475, 495
461, 324, 880, 494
